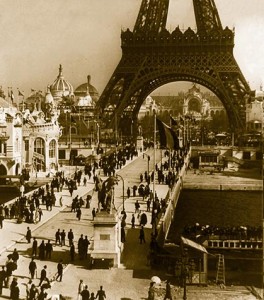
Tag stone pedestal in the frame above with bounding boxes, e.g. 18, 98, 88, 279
90, 211, 121, 268
136, 135, 144, 152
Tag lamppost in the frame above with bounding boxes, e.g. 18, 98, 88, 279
116, 174, 125, 211
143, 153, 150, 175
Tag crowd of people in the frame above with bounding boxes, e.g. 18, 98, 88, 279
0, 142, 189, 299
182, 223, 262, 241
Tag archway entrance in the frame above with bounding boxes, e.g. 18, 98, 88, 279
0, 164, 7, 185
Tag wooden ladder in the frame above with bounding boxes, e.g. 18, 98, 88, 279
216, 254, 225, 285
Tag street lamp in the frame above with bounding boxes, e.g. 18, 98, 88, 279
116, 174, 125, 211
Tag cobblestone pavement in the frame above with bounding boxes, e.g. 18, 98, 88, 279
0, 149, 260, 299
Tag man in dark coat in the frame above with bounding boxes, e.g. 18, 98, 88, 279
56, 260, 63, 282
95, 286, 106, 300
0, 266, 6, 295
139, 226, 146, 244
10, 278, 19, 300
29, 258, 37, 279
55, 229, 61, 245
39, 265, 47, 287
70, 244, 75, 261
32, 238, 38, 257
83, 236, 90, 259
45, 240, 53, 259
67, 229, 74, 246
26, 227, 32, 243
38, 240, 46, 260
81, 285, 90, 300
163, 280, 173, 300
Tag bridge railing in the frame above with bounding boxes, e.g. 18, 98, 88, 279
156, 152, 190, 245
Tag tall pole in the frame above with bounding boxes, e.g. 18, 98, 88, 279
261, 130, 264, 299
69, 112, 72, 166
153, 111, 156, 195
152, 111, 156, 235
116, 174, 125, 211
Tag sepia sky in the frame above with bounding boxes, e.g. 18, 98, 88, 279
0, 0, 263, 97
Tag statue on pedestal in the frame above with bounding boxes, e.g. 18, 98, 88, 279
138, 124, 142, 137
95, 175, 118, 213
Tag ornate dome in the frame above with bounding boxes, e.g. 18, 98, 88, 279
50, 64, 74, 100
74, 75, 99, 102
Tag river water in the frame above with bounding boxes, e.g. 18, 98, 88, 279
169, 190, 262, 241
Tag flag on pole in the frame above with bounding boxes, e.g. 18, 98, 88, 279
18, 89, 24, 97
156, 118, 179, 150
181, 236, 208, 254
170, 115, 178, 126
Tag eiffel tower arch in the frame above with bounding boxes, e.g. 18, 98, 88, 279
97, 0, 252, 133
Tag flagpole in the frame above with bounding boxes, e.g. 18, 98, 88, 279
169, 115, 172, 170
153, 111, 156, 234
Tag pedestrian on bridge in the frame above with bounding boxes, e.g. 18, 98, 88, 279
26, 227, 32, 243
32, 238, 38, 257
139, 226, 146, 244
28, 258, 37, 279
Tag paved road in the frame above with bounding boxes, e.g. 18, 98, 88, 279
0, 149, 171, 300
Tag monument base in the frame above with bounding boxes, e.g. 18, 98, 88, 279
90, 211, 121, 268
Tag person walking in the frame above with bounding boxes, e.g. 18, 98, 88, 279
38, 208, 43, 221
70, 243, 75, 261
163, 280, 173, 300
29, 283, 38, 300
29, 258, 37, 279
10, 278, 19, 300
80, 285, 90, 300
131, 214, 135, 228
38, 240, 46, 260
148, 282, 155, 300
92, 208, 96, 220
83, 236, 90, 259
61, 230, 66, 246
26, 227, 32, 243
0, 214, 4, 229
39, 265, 47, 287
95, 286, 106, 300
56, 260, 63, 282
77, 279, 84, 300
45, 240, 53, 259
139, 226, 146, 244
68, 229, 74, 246
32, 238, 38, 257
55, 229, 61, 245
76, 207, 82, 220
127, 187, 130, 199
0, 266, 6, 295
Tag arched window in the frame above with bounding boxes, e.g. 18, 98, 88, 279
33, 138, 46, 172
34, 138, 45, 155
49, 140, 56, 158
71, 126, 77, 135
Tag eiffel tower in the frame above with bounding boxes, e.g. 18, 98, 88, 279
97, 0, 252, 133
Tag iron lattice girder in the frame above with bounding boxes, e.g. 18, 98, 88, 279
133, 0, 169, 34
97, 0, 251, 132
193, 0, 223, 33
